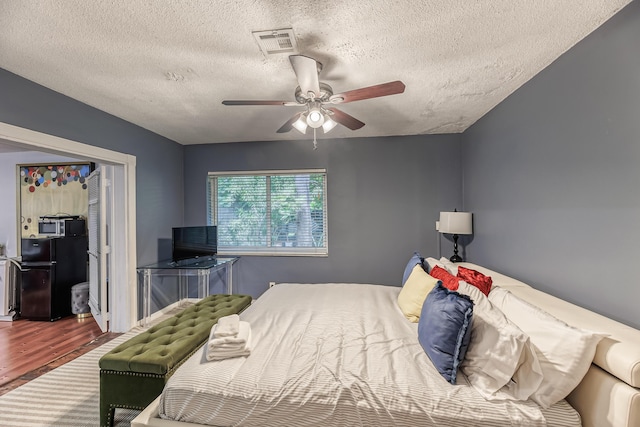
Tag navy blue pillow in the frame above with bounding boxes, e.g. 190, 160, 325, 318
417, 283, 474, 384
402, 252, 426, 285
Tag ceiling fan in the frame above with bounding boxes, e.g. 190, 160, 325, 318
222, 55, 405, 144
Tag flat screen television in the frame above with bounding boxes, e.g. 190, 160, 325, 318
172, 226, 217, 261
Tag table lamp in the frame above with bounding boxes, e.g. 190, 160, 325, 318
438, 210, 473, 262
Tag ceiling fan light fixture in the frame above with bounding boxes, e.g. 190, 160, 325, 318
306, 107, 325, 128
322, 116, 337, 133
292, 113, 309, 133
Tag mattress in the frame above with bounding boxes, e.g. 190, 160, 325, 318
159, 283, 581, 427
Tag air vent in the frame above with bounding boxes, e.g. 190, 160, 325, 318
252, 28, 299, 56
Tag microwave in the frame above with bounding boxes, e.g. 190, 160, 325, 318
38, 217, 86, 237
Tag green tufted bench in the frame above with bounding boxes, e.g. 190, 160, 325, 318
99, 294, 252, 427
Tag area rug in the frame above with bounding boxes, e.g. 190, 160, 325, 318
0, 328, 142, 427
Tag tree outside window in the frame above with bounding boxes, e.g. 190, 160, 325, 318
208, 170, 327, 256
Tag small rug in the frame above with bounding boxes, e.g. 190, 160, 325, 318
0, 328, 142, 427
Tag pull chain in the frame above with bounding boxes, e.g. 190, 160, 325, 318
313, 128, 318, 150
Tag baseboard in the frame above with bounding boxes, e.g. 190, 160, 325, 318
0, 310, 16, 322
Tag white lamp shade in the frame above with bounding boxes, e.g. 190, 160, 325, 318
322, 116, 337, 133
306, 108, 325, 128
292, 114, 309, 133
438, 211, 473, 235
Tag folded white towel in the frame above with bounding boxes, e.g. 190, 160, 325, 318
210, 342, 249, 350
206, 325, 252, 361
207, 348, 251, 361
208, 321, 251, 347
209, 345, 251, 356
214, 314, 240, 337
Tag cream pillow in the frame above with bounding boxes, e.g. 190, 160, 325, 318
457, 281, 543, 401
397, 264, 440, 322
489, 286, 605, 408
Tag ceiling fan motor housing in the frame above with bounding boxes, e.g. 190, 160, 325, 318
295, 82, 333, 104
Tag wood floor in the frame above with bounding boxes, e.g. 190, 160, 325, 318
0, 315, 116, 391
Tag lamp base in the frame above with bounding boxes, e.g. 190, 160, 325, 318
449, 254, 463, 263
450, 234, 463, 263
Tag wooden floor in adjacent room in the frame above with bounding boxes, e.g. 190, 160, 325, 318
0, 315, 118, 395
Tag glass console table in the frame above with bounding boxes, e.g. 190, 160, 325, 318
137, 256, 239, 326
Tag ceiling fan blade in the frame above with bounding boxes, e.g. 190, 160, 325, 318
222, 100, 299, 106
329, 80, 406, 104
290, 55, 321, 98
326, 107, 365, 130
276, 112, 303, 133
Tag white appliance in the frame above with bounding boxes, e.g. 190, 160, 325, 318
0, 258, 18, 321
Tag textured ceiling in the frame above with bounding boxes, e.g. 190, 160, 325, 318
0, 1, 632, 145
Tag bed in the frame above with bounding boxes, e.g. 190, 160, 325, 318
132, 260, 640, 427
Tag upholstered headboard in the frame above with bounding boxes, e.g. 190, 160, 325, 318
457, 262, 640, 427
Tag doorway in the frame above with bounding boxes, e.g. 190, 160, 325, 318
0, 121, 137, 333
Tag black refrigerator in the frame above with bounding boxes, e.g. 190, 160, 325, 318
20, 237, 88, 321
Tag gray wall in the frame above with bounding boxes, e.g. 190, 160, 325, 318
0, 68, 184, 266
462, 2, 640, 328
184, 134, 463, 297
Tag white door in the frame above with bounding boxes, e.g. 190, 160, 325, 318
88, 168, 109, 331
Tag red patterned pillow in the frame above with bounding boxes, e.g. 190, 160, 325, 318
457, 266, 492, 296
429, 265, 459, 291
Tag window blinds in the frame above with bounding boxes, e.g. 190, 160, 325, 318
207, 170, 327, 256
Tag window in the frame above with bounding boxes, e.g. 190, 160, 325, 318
207, 169, 327, 256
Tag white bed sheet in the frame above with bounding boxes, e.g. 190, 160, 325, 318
159, 283, 581, 427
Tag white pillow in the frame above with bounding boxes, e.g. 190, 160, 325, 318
457, 282, 543, 400
439, 256, 459, 275
488, 286, 605, 408
397, 264, 440, 322
423, 257, 447, 274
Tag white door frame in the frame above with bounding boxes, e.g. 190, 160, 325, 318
0, 122, 137, 332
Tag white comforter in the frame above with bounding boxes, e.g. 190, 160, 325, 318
159, 283, 579, 427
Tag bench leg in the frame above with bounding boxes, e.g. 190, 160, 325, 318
100, 401, 115, 427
